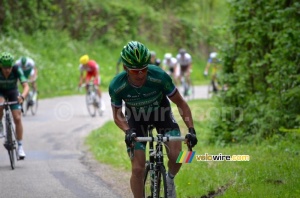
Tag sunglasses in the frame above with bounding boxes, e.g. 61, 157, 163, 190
126, 65, 148, 75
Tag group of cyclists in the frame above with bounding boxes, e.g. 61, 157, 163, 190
0, 52, 38, 159
0, 41, 219, 198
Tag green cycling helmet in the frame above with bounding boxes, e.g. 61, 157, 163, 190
121, 41, 151, 69
0, 52, 14, 67
21, 56, 27, 66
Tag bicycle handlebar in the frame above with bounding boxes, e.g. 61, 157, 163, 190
134, 136, 192, 151
135, 136, 186, 142
0, 101, 19, 106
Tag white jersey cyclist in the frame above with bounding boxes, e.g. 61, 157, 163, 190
163, 53, 178, 72
176, 52, 192, 67
15, 57, 36, 79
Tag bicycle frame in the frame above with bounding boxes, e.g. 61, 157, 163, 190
84, 82, 102, 117
131, 125, 191, 198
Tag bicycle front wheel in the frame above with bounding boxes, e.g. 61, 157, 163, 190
156, 166, 167, 198
5, 121, 16, 170
86, 92, 96, 117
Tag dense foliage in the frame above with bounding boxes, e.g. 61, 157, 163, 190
210, 0, 300, 144
0, 0, 227, 57
1, 0, 299, 145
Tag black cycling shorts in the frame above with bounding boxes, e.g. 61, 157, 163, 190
0, 88, 21, 110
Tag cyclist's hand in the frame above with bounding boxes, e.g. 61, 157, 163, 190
18, 95, 25, 104
125, 128, 137, 147
185, 127, 198, 148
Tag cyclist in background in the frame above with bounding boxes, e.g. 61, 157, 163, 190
162, 53, 180, 85
150, 51, 161, 67
78, 54, 102, 98
15, 56, 38, 103
0, 52, 29, 159
204, 52, 221, 93
109, 41, 197, 198
176, 48, 192, 86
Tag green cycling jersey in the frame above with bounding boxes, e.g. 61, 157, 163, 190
0, 66, 27, 90
109, 65, 176, 113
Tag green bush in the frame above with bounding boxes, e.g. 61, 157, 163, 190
210, 0, 300, 144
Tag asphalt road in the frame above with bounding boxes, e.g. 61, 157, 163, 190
0, 85, 208, 198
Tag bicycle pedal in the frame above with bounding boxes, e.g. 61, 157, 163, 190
3, 143, 14, 150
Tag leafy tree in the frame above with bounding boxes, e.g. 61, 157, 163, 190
210, 0, 300, 144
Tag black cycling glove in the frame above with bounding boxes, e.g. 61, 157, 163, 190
125, 128, 136, 147
185, 127, 198, 148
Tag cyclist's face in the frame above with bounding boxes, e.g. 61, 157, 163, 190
1, 67, 12, 76
125, 65, 148, 87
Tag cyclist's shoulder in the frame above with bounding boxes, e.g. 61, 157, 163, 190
148, 65, 172, 83
109, 72, 128, 94
109, 72, 127, 86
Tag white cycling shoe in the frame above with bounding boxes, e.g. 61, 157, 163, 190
18, 145, 26, 159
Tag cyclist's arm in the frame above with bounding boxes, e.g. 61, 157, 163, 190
30, 67, 38, 82
19, 81, 30, 102
33, 67, 38, 80
78, 70, 85, 86
204, 57, 213, 74
111, 105, 129, 132
169, 90, 194, 128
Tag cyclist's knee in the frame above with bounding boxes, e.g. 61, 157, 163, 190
167, 142, 181, 161
131, 165, 144, 178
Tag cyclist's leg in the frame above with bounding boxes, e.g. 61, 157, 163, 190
130, 150, 146, 198
85, 74, 92, 93
126, 108, 148, 197
211, 75, 218, 93
29, 69, 38, 92
8, 89, 23, 141
154, 97, 182, 176
93, 75, 102, 98
0, 95, 4, 137
186, 67, 192, 86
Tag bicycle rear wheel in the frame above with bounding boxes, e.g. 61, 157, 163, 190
31, 96, 38, 115
86, 92, 96, 117
144, 161, 154, 198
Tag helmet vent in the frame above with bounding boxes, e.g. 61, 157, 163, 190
135, 49, 140, 62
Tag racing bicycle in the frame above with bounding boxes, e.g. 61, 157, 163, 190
180, 74, 194, 101
1, 100, 21, 169
82, 82, 103, 117
130, 126, 192, 198
23, 89, 38, 116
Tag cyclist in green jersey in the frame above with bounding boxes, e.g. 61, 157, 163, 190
109, 41, 198, 198
0, 52, 29, 159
